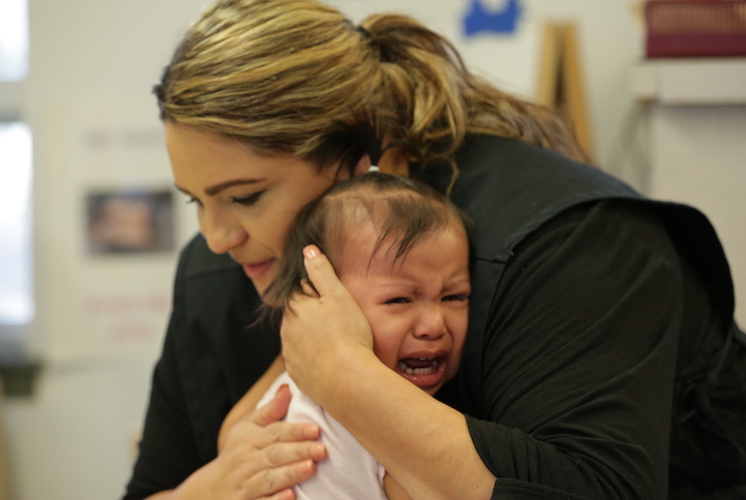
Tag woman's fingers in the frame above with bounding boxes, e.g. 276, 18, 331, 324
252, 459, 318, 500
261, 490, 295, 500
230, 437, 323, 497
258, 440, 327, 469
210, 384, 326, 499
301, 245, 342, 298
251, 384, 292, 427
249, 421, 324, 455
249, 387, 322, 449
262, 490, 295, 500
214, 419, 325, 499
299, 279, 319, 299
246, 386, 323, 451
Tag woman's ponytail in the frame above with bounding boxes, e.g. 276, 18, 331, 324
157, 0, 587, 194
359, 13, 588, 173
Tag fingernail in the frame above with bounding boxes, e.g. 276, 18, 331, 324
304, 247, 319, 261
305, 423, 320, 438
275, 383, 289, 396
298, 459, 315, 475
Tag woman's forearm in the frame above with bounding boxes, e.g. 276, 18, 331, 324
314, 345, 495, 500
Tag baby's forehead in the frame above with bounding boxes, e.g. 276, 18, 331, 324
334, 221, 380, 276
334, 217, 465, 278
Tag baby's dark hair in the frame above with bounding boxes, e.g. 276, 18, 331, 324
260, 172, 472, 323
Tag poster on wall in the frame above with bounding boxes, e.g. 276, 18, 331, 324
35, 97, 190, 363
86, 189, 174, 255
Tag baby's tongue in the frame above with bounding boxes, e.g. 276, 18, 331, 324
402, 358, 434, 368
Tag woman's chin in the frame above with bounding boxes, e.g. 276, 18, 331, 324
242, 261, 277, 296
252, 280, 270, 297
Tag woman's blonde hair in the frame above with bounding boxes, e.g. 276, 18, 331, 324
156, 0, 587, 190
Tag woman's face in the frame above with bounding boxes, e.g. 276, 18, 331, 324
165, 122, 342, 295
338, 220, 471, 396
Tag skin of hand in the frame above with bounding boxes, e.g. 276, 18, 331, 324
281, 245, 375, 400
145, 384, 327, 500
281, 245, 495, 500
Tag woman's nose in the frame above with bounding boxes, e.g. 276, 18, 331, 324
200, 210, 248, 255
413, 304, 446, 340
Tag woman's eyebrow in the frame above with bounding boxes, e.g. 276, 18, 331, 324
173, 179, 266, 197
204, 178, 265, 195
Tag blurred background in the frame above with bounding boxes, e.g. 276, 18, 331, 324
0, 0, 744, 498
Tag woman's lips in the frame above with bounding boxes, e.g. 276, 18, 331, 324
242, 259, 275, 280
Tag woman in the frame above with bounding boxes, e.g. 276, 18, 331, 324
124, 0, 746, 498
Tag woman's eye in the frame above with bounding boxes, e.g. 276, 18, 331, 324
443, 294, 469, 302
185, 196, 202, 207
232, 190, 265, 206
384, 297, 410, 305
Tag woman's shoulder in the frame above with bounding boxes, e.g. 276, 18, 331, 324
448, 136, 640, 262
453, 135, 638, 203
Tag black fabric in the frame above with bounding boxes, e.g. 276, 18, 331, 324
436, 136, 642, 416
123, 136, 745, 499
464, 201, 683, 498
452, 200, 746, 499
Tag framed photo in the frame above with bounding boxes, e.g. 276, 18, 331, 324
86, 189, 174, 254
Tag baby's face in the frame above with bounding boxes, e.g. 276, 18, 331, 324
339, 219, 470, 396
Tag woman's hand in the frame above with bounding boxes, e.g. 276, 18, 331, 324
208, 384, 327, 498
280, 245, 376, 402
164, 384, 327, 500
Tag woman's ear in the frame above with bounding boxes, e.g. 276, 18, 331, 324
352, 152, 372, 177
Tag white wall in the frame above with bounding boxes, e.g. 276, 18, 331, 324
7, 0, 212, 498
5, 1, 655, 499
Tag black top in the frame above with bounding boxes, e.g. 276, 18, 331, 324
123, 136, 746, 499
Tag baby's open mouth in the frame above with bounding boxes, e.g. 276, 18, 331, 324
397, 357, 442, 375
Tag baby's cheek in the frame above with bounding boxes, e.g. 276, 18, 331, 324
446, 312, 468, 340
370, 327, 405, 369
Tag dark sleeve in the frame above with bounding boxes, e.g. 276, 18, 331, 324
467, 200, 684, 499
122, 245, 203, 499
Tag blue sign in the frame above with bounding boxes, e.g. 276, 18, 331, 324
464, 0, 522, 37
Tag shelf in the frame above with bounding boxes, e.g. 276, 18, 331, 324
632, 58, 746, 105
